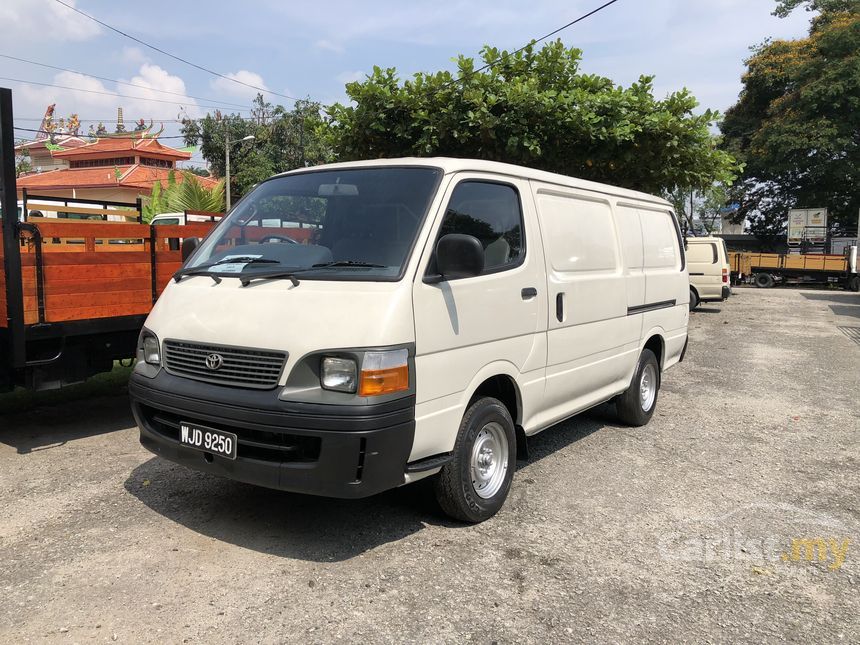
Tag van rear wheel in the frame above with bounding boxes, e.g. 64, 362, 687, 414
616, 349, 660, 427
435, 397, 516, 523
689, 288, 699, 311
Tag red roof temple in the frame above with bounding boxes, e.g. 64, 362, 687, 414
16, 134, 217, 203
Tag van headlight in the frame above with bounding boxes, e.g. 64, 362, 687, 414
141, 332, 161, 366
320, 349, 410, 396
321, 357, 357, 393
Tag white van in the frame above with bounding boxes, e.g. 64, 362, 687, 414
686, 236, 731, 310
129, 158, 689, 522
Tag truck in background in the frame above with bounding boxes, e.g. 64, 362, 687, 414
1, 88, 218, 391
730, 246, 859, 291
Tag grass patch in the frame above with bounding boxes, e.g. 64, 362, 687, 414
0, 363, 133, 415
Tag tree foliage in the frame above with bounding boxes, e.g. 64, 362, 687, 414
181, 94, 332, 200
325, 41, 738, 196
142, 171, 225, 222
721, 0, 860, 236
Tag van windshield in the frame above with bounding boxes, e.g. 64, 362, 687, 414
188, 167, 442, 281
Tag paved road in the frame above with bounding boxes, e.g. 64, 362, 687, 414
1, 287, 858, 643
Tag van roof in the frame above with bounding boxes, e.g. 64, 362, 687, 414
273, 157, 672, 208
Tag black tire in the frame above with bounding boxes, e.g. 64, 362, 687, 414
849, 276, 860, 292
754, 273, 774, 289
689, 287, 700, 311
435, 397, 516, 523
616, 349, 660, 427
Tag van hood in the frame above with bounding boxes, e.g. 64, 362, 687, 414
145, 276, 415, 378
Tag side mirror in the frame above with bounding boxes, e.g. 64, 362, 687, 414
434, 234, 484, 281
181, 237, 200, 262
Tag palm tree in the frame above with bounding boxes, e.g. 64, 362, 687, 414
142, 170, 225, 222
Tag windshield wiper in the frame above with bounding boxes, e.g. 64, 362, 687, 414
173, 256, 280, 283
311, 260, 387, 269
239, 269, 301, 287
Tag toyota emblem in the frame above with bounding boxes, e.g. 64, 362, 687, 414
205, 353, 224, 371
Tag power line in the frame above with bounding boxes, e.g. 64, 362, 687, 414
440, 0, 623, 90
0, 53, 250, 110
0, 76, 250, 111
52, 0, 305, 103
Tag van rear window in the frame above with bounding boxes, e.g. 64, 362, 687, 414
687, 242, 718, 264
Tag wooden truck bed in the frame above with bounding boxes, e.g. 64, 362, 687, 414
2, 216, 217, 390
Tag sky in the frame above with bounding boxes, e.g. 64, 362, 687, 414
0, 0, 814, 166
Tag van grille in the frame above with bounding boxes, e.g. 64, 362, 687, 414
162, 340, 286, 389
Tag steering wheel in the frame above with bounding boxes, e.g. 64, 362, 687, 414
259, 235, 297, 244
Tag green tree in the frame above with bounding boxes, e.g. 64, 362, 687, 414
721, 0, 860, 237
181, 94, 332, 201
142, 170, 225, 222
325, 41, 738, 196
15, 147, 32, 177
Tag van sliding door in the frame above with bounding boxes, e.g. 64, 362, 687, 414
533, 185, 637, 419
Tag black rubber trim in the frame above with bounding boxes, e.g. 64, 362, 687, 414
680, 336, 689, 362
129, 372, 416, 499
405, 452, 453, 473
689, 272, 705, 276
627, 299, 677, 315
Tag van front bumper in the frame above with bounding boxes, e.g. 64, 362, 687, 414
129, 371, 415, 499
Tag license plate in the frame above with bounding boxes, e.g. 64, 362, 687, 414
179, 422, 238, 460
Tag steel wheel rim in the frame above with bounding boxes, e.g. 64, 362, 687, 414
640, 363, 657, 412
470, 421, 509, 499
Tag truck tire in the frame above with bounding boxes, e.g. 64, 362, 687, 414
849, 276, 860, 292
616, 349, 660, 427
754, 273, 774, 289
689, 287, 700, 311
435, 397, 516, 523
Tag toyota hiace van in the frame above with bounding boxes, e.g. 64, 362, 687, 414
130, 158, 689, 522
686, 236, 731, 310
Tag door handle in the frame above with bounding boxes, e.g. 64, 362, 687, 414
521, 287, 537, 300
556, 293, 564, 322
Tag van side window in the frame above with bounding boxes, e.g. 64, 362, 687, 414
438, 181, 524, 273
640, 210, 679, 269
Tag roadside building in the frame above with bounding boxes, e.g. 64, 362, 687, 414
16, 135, 217, 204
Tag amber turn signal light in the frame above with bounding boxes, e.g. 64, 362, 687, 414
358, 349, 409, 396
359, 365, 409, 396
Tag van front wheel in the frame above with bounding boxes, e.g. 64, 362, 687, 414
616, 349, 660, 427
435, 397, 516, 523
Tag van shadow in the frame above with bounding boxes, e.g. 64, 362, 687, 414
800, 291, 860, 304
693, 306, 722, 314
0, 394, 135, 455
829, 304, 860, 319
124, 407, 612, 562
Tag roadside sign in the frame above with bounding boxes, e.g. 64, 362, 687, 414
788, 208, 827, 244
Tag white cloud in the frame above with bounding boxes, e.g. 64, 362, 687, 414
14, 64, 202, 133
315, 39, 345, 54
210, 70, 269, 100
0, 0, 100, 47
121, 46, 150, 66
335, 70, 366, 85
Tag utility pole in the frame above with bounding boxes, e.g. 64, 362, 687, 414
224, 121, 255, 212
224, 124, 231, 211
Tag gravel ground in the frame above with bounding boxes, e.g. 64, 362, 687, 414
1, 287, 858, 644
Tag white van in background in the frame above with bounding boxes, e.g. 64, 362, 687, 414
129, 158, 689, 523
686, 236, 731, 310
